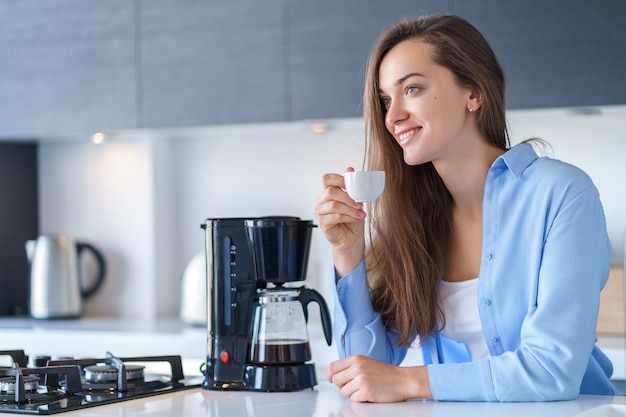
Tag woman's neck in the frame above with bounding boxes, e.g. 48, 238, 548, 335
435, 141, 505, 215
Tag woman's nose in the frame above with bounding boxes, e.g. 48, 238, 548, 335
385, 99, 408, 126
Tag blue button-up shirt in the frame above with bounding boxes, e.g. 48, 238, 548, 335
333, 143, 614, 401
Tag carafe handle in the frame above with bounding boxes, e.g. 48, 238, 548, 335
298, 288, 333, 346
76, 242, 107, 298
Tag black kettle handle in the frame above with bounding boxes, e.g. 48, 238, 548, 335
298, 288, 333, 346
76, 242, 107, 299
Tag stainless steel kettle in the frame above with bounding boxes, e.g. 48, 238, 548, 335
26, 234, 106, 319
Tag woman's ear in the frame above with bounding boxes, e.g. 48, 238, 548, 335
467, 87, 482, 112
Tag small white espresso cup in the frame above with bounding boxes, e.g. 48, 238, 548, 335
344, 171, 385, 202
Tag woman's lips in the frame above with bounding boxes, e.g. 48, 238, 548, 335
397, 127, 421, 146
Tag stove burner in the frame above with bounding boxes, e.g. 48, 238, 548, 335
84, 364, 145, 383
0, 376, 39, 394
0, 350, 202, 415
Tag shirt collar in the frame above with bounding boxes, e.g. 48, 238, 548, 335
493, 142, 538, 179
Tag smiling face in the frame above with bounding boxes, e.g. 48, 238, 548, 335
378, 39, 479, 167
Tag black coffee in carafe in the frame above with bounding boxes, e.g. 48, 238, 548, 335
250, 340, 312, 365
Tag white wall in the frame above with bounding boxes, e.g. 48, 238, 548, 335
38, 105, 626, 322
163, 118, 365, 313
38, 139, 158, 319
38, 118, 365, 320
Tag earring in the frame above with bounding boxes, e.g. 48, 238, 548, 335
468, 106, 474, 112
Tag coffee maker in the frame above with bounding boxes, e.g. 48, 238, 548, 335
201, 217, 332, 392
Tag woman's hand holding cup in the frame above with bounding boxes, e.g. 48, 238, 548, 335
314, 168, 385, 278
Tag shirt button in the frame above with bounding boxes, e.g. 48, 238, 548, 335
490, 336, 500, 344
338, 287, 346, 296
482, 298, 492, 306
485, 253, 493, 261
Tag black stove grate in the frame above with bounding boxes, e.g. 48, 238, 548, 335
0, 350, 201, 415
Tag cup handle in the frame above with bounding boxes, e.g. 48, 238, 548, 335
298, 288, 333, 346
76, 243, 107, 299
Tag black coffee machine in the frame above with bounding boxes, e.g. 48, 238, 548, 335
201, 216, 332, 392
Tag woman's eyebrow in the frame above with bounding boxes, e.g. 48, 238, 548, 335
379, 72, 425, 95
396, 72, 425, 85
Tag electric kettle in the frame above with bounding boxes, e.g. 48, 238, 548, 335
180, 251, 207, 325
26, 234, 106, 319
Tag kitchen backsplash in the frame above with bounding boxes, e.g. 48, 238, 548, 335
36, 105, 626, 320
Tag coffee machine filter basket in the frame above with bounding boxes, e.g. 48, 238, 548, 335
244, 217, 316, 283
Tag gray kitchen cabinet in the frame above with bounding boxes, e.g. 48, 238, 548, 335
139, 0, 450, 127
139, 0, 286, 128
0, 1, 136, 138
456, 0, 626, 109
289, 0, 626, 117
286, 0, 449, 121
0, 0, 624, 138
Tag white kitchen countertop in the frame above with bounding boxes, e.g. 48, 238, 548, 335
0, 317, 623, 378
0, 384, 625, 417
0, 317, 207, 363
2, 317, 626, 416
0, 316, 338, 373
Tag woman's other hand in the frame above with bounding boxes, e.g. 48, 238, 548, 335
326, 355, 432, 403
314, 168, 367, 277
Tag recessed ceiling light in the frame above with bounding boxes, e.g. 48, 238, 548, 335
310, 122, 330, 134
91, 132, 106, 144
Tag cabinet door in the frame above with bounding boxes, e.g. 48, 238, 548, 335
287, 0, 449, 121
140, 0, 286, 128
456, 0, 626, 109
0, 1, 136, 138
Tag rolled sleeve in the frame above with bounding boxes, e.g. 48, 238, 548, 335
333, 259, 406, 364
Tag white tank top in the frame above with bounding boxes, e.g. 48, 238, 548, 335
439, 278, 491, 361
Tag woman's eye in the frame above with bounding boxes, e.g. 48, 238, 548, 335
406, 86, 419, 95
381, 97, 391, 109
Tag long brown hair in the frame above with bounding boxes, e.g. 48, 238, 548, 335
363, 14, 510, 347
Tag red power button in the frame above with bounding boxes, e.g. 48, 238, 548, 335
220, 350, 229, 364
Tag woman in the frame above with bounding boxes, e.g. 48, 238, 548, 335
314, 14, 614, 402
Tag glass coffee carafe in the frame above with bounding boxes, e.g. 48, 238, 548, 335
250, 287, 328, 365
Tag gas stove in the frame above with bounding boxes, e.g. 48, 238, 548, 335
0, 350, 202, 415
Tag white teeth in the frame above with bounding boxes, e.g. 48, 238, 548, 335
399, 129, 415, 141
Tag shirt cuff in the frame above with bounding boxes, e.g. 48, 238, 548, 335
335, 259, 377, 330
428, 360, 497, 401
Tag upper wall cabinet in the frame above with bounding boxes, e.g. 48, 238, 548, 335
139, 0, 286, 128
286, 0, 448, 120
456, 0, 626, 109
0, 1, 136, 138
138, 0, 448, 127
0, 0, 624, 138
